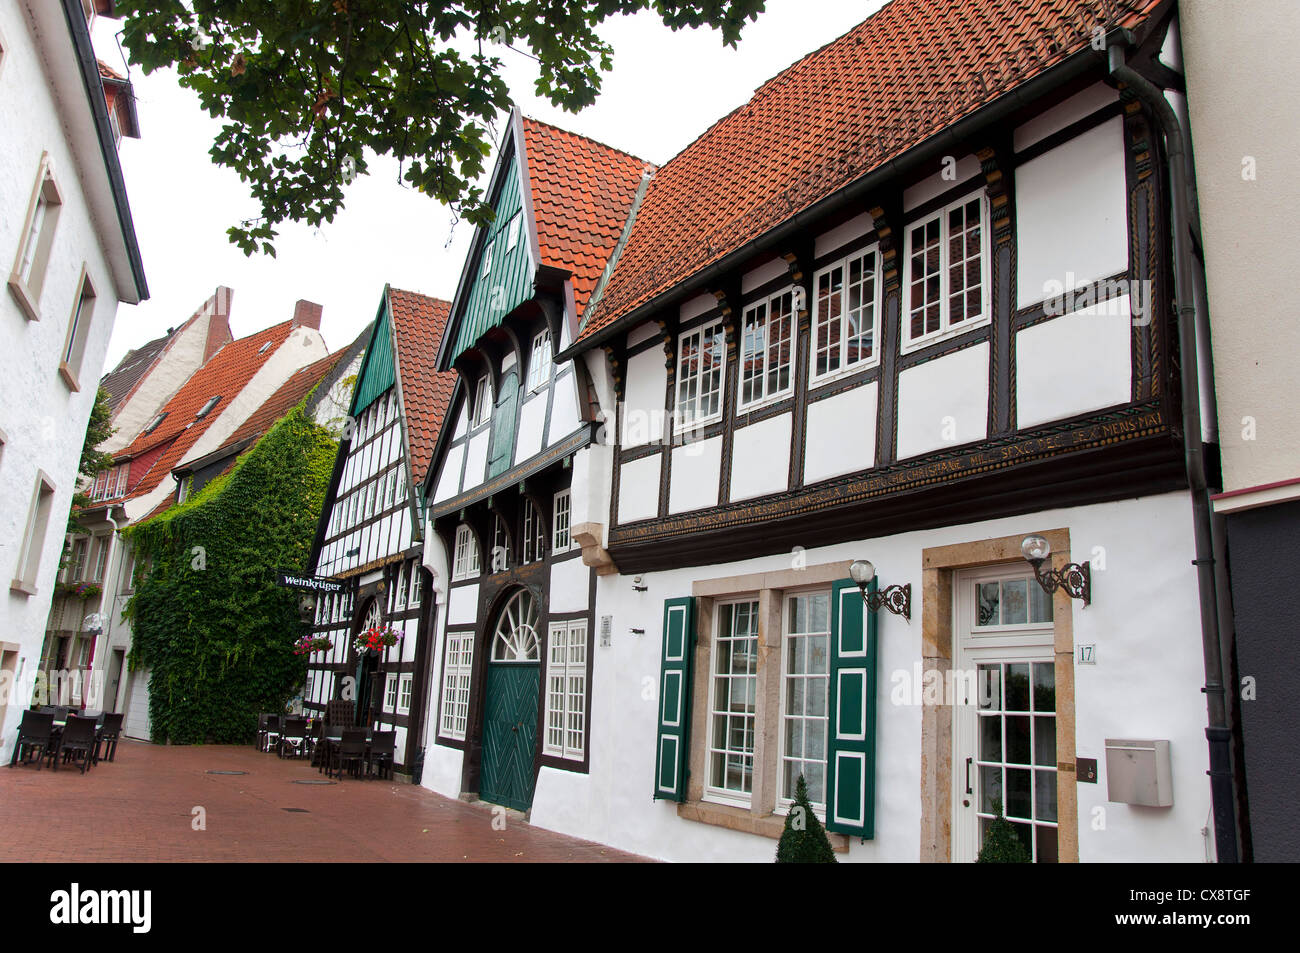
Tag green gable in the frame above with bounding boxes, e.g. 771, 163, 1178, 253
351, 298, 394, 415
451, 153, 532, 360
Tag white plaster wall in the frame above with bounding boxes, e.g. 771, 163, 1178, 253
0, 3, 136, 759
522, 491, 1210, 863
548, 556, 591, 613
103, 307, 208, 453
617, 455, 661, 524
432, 443, 464, 504
621, 348, 666, 448
814, 211, 874, 259
741, 257, 787, 294
678, 292, 715, 325
461, 431, 489, 492
1013, 81, 1119, 153
513, 390, 546, 465
896, 344, 988, 460
547, 369, 580, 445
1016, 298, 1133, 429
730, 413, 790, 501
903, 154, 980, 212
1016, 117, 1129, 310
447, 583, 479, 626
804, 383, 878, 483
667, 437, 721, 514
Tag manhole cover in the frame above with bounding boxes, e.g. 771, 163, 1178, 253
282, 808, 310, 813
291, 779, 336, 785
206, 770, 247, 775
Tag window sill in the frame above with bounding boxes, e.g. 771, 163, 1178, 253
10, 577, 37, 597
808, 358, 880, 392
899, 315, 991, 356
58, 361, 81, 393
8, 276, 41, 321
676, 799, 849, 852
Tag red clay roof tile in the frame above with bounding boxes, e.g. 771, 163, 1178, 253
388, 288, 456, 486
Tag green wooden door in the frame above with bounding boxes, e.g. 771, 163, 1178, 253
479, 588, 541, 810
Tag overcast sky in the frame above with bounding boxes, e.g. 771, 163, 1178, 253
94, 2, 886, 370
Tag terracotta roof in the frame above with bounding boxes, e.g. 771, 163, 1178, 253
388, 289, 456, 486
520, 117, 653, 320
100, 330, 174, 411
97, 59, 125, 82
577, 0, 1163, 343
210, 350, 345, 459
110, 321, 299, 504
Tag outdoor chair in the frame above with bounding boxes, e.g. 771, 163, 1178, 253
261, 714, 281, 753
278, 716, 308, 759
9, 710, 55, 769
58, 715, 98, 774
325, 698, 353, 728
307, 719, 326, 766
330, 728, 367, 780
318, 725, 344, 774
95, 713, 124, 764
367, 730, 396, 780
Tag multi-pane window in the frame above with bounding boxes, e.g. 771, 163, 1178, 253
504, 211, 522, 253
812, 247, 880, 381
398, 674, 413, 715
384, 673, 399, 711
114, 464, 128, 497
527, 329, 552, 392
70, 539, 88, 581
91, 537, 109, 583
552, 489, 571, 553
491, 515, 510, 572
480, 237, 495, 279
780, 592, 831, 810
739, 289, 794, 408
409, 564, 421, 605
305, 671, 314, 701
522, 498, 545, 564
707, 601, 760, 804
440, 631, 474, 739
452, 523, 480, 581
394, 563, 407, 608
904, 190, 989, 348
975, 660, 1059, 862
471, 377, 491, 428
544, 620, 588, 760
975, 576, 1053, 628
675, 320, 726, 428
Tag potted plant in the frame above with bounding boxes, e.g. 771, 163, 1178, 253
292, 634, 333, 655
775, 775, 838, 863
976, 801, 1031, 863
353, 625, 402, 655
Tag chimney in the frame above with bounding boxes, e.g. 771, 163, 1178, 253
204, 286, 234, 363
292, 299, 323, 330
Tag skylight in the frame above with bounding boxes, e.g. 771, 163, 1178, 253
195, 396, 221, 419
142, 412, 167, 435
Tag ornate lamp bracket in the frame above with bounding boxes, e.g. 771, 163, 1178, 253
1021, 534, 1090, 606
863, 583, 911, 622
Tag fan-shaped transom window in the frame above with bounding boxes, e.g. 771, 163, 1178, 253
363, 599, 382, 632
491, 589, 539, 662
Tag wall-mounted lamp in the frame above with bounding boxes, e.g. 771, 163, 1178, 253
632, 575, 648, 593
295, 591, 318, 624
1021, 535, 1090, 606
849, 559, 911, 621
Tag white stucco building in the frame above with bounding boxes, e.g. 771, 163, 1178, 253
0, 0, 147, 761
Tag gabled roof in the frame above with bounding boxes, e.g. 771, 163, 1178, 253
100, 329, 175, 411
110, 320, 299, 502
388, 288, 456, 486
574, 0, 1164, 347
520, 117, 652, 320
208, 350, 345, 462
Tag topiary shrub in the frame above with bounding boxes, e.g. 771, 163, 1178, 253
775, 774, 838, 863
124, 403, 337, 745
977, 800, 1031, 863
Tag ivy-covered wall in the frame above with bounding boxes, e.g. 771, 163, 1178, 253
124, 403, 337, 744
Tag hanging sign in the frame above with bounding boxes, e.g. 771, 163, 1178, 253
277, 572, 345, 594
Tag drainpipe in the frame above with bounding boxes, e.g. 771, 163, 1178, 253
1108, 38, 1239, 862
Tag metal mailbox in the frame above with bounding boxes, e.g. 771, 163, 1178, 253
1104, 738, 1173, 807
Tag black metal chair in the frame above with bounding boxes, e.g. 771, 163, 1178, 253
366, 730, 397, 780
9, 710, 55, 768
262, 714, 282, 753
95, 713, 124, 764
330, 728, 367, 780
58, 715, 98, 774
278, 716, 308, 759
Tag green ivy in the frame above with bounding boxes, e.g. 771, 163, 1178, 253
123, 403, 337, 745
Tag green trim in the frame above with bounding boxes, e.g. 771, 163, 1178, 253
826, 578, 878, 838
351, 294, 394, 416
654, 596, 696, 801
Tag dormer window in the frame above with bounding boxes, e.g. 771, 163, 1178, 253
471, 376, 492, 428
258, 341, 272, 354
195, 396, 221, 420
142, 412, 167, 436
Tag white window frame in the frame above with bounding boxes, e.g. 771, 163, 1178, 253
70, 539, 88, 581
384, 672, 399, 711
471, 376, 492, 428
810, 244, 883, 386
9, 154, 63, 322
504, 211, 522, 253
527, 328, 552, 392
397, 673, 413, 716
12, 471, 56, 595
439, 630, 474, 740
304, 670, 315, 702
737, 286, 796, 411
552, 489, 572, 553
452, 523, 480, 581
491, 515, 510, 572
544, 619, 587, 761
409, 564, 421, 605
59, 268, 97, 391
522, 498, 544, 564
675, 319, 726, 429
480, 237, 495, 280
90, 536, 110, 583
901, 189, 991, 353
704, 598, 761, 808
394, 563, 407, 608
775, 589, 832, 816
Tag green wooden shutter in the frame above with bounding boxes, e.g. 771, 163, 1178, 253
653, 597, 696, 801
826, 578, 879, 838
487, 370, 520, 478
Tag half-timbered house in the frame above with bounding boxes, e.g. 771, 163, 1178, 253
417, 114, 650, 811
303, 287, 454, 775
443, 0, 1230, 862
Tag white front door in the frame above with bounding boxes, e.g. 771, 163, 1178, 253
952, 565, 1059, 862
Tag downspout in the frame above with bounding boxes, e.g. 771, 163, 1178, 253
1108, 37, 1239, 863
90, 508, 123, 712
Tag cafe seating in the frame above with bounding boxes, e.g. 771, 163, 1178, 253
58, 715, 98, 774
278, 716, 308, 759
8, 710, 55, 769
330, 728, 368, 780
96, 712, 124, 763
367, 731, 397, 780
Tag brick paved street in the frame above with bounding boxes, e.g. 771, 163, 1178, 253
0, 740, 646, 862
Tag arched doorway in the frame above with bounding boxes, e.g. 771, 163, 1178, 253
479, 587, 540, 810
354, 598, 383, 728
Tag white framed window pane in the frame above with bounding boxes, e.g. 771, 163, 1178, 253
552, 489, 571, 552
781, 592, 831, 808
708, 601, 759, 801
528, 329, 552, 391
676, 321, 725, 428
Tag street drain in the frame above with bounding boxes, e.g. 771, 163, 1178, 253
282, 808, 310, 813
206, 770, 247, 775
291, 779, 336, 785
